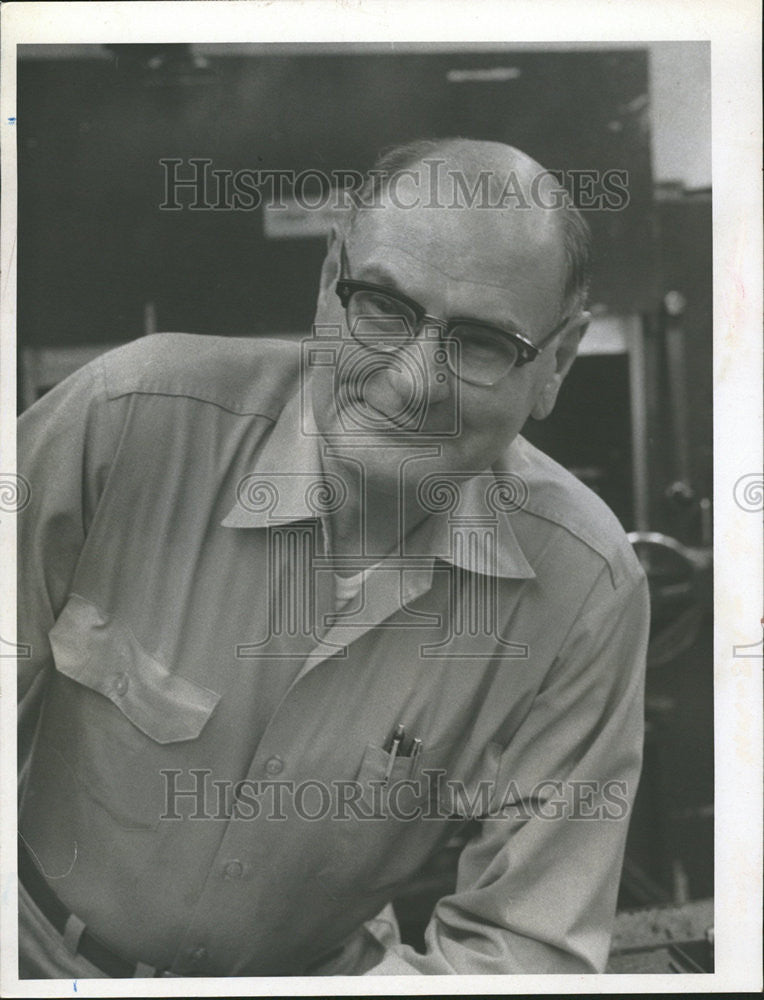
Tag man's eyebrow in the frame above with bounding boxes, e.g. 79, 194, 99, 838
354, 261, 407, 291
353, 260, 529, 337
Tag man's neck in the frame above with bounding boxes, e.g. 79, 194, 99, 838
325, 491, 428, 562
321, 464, 430, 562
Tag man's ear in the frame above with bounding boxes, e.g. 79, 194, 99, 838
316, 224, 343, 303
530, 312, 590, 421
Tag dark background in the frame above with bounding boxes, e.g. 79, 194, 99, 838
18, 46, 655, 343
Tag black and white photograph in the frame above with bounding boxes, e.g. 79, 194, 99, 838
0, 1, 761, 994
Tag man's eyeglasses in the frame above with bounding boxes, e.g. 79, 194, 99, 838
335, 241, 570, 388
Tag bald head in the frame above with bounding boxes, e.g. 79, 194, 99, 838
347, 137, 591, 317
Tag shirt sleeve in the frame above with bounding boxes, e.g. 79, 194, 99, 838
17, 359, 118, 766
362, 567, 650, 975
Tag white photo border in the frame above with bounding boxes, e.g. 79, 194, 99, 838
1, 1, 761, 995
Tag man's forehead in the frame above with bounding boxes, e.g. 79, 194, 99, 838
349, 190, 566, 287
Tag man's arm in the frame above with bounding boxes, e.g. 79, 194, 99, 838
361, 568, 650, 974
17, 359, 118, 771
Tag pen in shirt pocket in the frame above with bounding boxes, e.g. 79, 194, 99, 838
383, 724, 405, 784
382, 725, 423, 783
408, 737, 423, 776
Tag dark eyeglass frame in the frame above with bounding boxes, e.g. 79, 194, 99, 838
335, 241, 570, 386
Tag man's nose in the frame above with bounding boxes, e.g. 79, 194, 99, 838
383, 331, 452, 405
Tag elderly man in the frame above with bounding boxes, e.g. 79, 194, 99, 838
17, 138, 649, 977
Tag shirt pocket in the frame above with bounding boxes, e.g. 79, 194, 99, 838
314, 737, 501, 900
39, 593, 220, 830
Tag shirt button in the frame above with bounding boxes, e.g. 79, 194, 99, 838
265, 755, 284, 776
112, 673, 129, 696
224, 859, 244, 879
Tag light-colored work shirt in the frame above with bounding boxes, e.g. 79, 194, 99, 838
18, 333, 649, 976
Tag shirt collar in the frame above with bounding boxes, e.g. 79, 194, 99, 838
221, 387, 535, 580
221, 388, 326, 528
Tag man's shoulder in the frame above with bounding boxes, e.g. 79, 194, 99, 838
97, 333, 302, 417
504, 435, 642, 591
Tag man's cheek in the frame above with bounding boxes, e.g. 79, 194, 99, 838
461, 407, 517, 446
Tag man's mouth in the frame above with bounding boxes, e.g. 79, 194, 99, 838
338, 383, 423, 431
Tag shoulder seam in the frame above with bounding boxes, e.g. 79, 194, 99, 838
102, 386, 281, 420
515, 500, 632, 590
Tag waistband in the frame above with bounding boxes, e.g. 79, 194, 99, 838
18, 836, 175, 978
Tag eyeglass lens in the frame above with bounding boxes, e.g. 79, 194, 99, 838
345, 288, 519, 385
